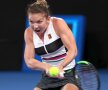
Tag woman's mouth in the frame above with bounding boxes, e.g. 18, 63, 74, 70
36, 30, 41, 32
34, 29, 41, 32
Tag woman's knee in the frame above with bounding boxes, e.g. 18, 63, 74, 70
34, 87, 42, 90
61, 83, 79, 90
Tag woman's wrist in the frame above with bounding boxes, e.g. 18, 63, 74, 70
43, 63, 52, 73
58, 64, 64, 70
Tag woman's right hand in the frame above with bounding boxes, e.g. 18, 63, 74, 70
44, 63, 65, 78
43, 62, 52, 74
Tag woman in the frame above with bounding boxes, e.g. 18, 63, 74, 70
24, 0, 79, 90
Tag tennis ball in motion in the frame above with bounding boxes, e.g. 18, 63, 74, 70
49, 67, 59, 77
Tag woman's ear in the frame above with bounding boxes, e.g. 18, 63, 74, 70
47, 16, 50, 21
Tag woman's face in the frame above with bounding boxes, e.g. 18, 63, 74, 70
28, 13, 50, 34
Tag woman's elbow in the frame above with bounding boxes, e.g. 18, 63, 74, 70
24, 58, 35, 69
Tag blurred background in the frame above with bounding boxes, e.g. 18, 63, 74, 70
0, 0, 108, 90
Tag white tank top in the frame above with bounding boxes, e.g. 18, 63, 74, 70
33, 17, 75, 70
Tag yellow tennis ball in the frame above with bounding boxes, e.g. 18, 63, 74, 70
49, 67, 59, 77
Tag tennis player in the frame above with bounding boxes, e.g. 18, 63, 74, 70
24, 0, 80, 90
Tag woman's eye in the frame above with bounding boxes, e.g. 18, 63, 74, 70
37, 21, 42, 23
30, 21, 33, 24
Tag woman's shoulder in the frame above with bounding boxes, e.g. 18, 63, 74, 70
51, 16, 66, 27
51, 16, 64, 22
51, 16, 66, 28
25, 27, 32, 35
24, 27, 33, 40
51, 16, 66, 35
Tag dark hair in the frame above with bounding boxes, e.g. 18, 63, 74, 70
27, 0, 50, 17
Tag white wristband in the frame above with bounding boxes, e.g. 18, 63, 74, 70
59, 72, 65, 77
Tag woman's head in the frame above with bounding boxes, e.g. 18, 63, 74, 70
27, 0, 50, 34
27, 0, 50, 18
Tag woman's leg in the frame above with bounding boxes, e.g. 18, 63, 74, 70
34, 87, 42, 90
61, 83, 79, 90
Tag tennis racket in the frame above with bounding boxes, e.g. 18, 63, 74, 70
75, 60, 100, 90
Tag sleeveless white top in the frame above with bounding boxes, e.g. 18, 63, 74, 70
33, 17, 75, 70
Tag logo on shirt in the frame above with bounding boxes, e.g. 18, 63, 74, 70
48, 34, 52, 39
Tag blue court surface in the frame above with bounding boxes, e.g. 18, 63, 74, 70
0, 69, 107, 90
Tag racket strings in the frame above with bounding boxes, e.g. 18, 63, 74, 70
75, 64, 99, 90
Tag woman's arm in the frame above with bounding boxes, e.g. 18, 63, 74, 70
24, 28, 51, 71
53, 18, 78, 69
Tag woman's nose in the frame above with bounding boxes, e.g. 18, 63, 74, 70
33, 24, 38, 29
